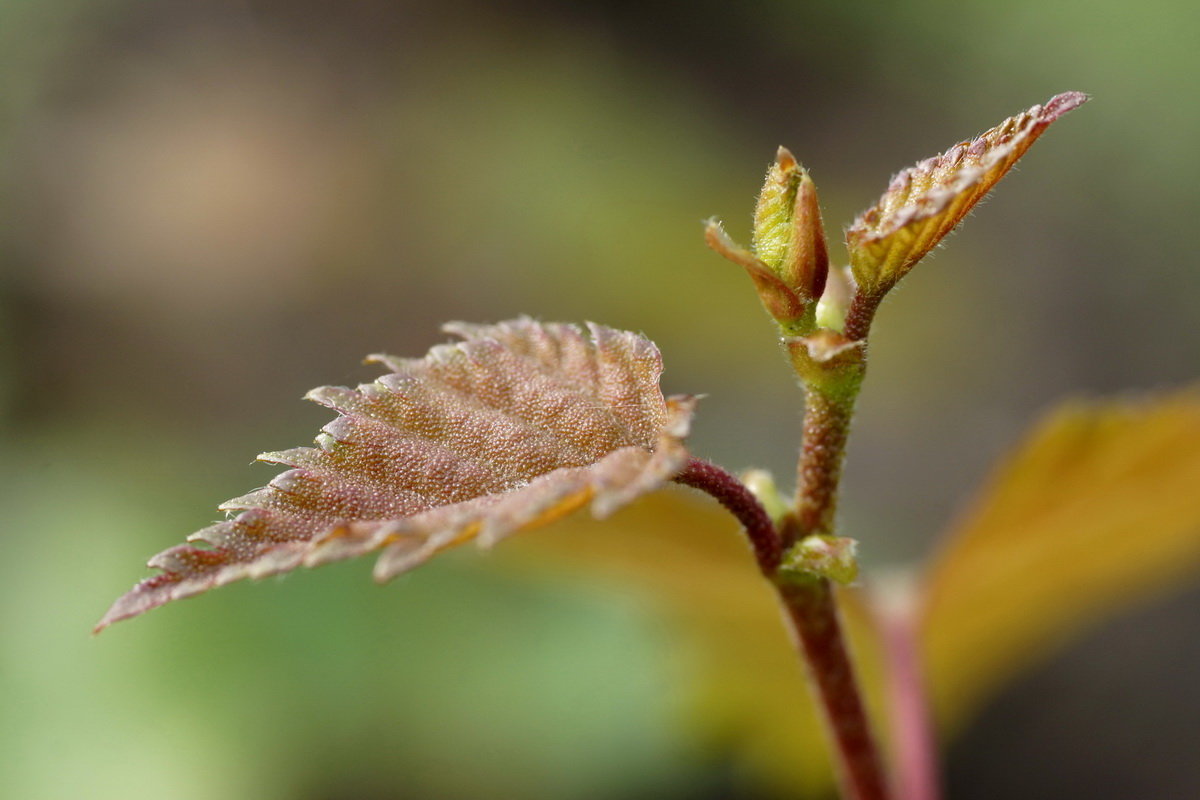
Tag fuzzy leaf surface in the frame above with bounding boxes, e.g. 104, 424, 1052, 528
846, 91, 1087, 294
98, 318, 694, 631
920, 389, 1200, 733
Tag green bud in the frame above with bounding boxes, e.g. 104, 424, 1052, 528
815, 266, 852, 332
740, 468, 791, 525
753, 147, 829, 303
779, 534, 860, 585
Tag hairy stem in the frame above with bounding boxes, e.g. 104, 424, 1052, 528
678, 455, 889, 799
842, 290, 883, 343
674, 457, 782, 574
779, 580, 891, 800
794, 385, 855, 542
780, 300, 891, 800
680, 286, 893, 798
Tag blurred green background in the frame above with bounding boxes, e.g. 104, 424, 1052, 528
2, 1, 1198, 798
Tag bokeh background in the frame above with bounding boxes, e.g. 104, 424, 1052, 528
2, 1, 1198, 798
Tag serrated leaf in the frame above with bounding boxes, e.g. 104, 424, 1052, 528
919, 389, 1200, 734
847, 91, 1087, 295
97, 318, 695, 632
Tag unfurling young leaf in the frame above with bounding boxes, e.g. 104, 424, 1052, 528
96, 318, 695, 632
99, 91, 1159, 800
846, 91, 1088, 297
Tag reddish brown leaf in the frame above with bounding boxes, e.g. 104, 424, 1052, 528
846, 91, 1087, 295
97, 318, 695, 632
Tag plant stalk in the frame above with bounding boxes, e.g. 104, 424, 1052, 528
779, 579, 890, 800
777, 275, 910, 797
674, 457, 782, 574
679, 286, 893, 800
675, 455, 890, 800
793, 385, 856, 542
880, 590, 942, 800
780, 367, 890, 800
842, 290, 882, 343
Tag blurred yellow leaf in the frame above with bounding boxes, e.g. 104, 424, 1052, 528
501, 488, 884, 798
920, 389, 1200, 734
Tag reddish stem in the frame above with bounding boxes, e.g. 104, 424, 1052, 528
680, 283, 895, 800
783, 289, 891, 800
842, 290, 883, 343
674, 457, 782, 574
780, 580, 891, 800
794, 386, 854, 543
678, 456, 891, 800
880, 594, 942, 800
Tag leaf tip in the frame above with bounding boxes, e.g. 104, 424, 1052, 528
93, 582, 159, 634
774, 145, 798, 172
1043, 90, 1090, 119
847, 91, 1089, 294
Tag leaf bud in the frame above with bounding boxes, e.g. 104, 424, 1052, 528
704, 218, 809, 334
740, 468, 791, 525
778, 534, 859, 585
753, 147, 830, 303
815, 266, 853, 333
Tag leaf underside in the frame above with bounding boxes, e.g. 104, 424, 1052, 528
846, 91, 1088, 291
97, 318, 695, 632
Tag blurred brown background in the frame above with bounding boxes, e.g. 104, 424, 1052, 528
2, 1, 1198, 798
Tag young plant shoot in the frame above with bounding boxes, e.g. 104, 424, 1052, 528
99, 92, 1200, 800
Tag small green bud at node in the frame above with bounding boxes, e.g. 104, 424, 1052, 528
779, 534, 859, 585
815, 266, 853, 332
740, 468, 791, 525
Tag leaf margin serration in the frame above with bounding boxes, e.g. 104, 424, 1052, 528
96, 317, 696, 632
